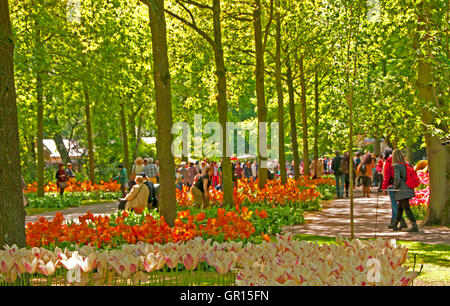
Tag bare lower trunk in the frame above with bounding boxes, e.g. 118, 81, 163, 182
147, 0, 177, 226
313, 69, 319, 158
299, 55, 309, 175
253, 0, 268, 188
0, 0, 26, 248
83, 84, 95, 183
275, 3, 287, 185
212, 0, 233, 206
120, 101, 131, 177
286, 58, 300, 180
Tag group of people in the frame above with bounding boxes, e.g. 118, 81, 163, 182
331, 149, 419, 232
54, 163, 76, 195
112, 157, 160, 212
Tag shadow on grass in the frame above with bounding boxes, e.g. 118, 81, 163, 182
294, 234, 450, 268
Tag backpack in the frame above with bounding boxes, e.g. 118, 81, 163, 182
360, 163, 366, 175
399, 162, 420, 189
340, 158, 349, 174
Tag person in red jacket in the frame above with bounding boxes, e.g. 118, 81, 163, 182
382, 150, 407, 229
375, 157, 384, 192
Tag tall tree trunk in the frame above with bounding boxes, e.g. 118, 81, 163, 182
286, 56, 300, 180
83, 84, 95, 183
275, 1, 287, 185
416, 2, 449, 226
146, 0, 177, 226
133, 110, 144, 161
35, 23, 45, 197
406, 144, 414, 164
120, 100, 131, 177
299, 54, 310, 176
374, 137, 381, 155
0, 0, 26, 248
212, 0, 233, 206
128, 106, 137, 160
253, 0, 268, 188
313, 68, 320, 158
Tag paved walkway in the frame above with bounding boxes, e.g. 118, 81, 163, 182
285, 188, 450, 245
26, 202, 119, 224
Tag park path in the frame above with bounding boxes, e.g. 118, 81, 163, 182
284, 187, 450, 245
25, 202, 119, 224
26, 187, 450, 245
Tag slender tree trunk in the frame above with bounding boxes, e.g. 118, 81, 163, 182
253, 0, 268, 188
0, 0, 26, 248
133, 111, 144, 161
120, 100, 131, 177
373, 137, 381, 155
286, 56, 300, 180
313, 68, 319, 158
35, 23, 45, 197
275, 2, 287, 184
212, 0, 233, 206
83, 84, 95, 183
146, 0, 177, 226
406, 144, 413, 164
299, 54, 310, 176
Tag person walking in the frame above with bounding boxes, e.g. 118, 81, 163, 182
309, 156, 323, 179
382, 150, 407, 229
243, 161, 252, 182
375, 156, 384, 192
251, 161, 258, 182
341, 152, 351, 198
55, 164, 68, 196
191, 167, 213, 209
175, 168, 185, 192
113, 163, 129, 198
179, 162, 189, 188
357, 153, 375, 197
331, 151, 345, 198
211, 161, 220, 188
187, 162, 198, 187
354, 152, 361, 187
390, 150, 418, 232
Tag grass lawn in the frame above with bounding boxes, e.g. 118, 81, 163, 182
25, 199, 115, 215
294, 234, 450, 286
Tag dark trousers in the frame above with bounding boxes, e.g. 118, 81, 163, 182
395, 198, 416, 223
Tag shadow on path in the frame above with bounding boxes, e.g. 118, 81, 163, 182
285, 187, 450, 245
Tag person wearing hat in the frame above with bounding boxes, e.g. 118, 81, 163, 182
113, 164, 128, 198
55, 164, 68, 196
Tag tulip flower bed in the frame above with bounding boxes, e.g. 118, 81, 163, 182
24, 180, 121, 194
25, 208, 259, 249
0, 233, 415, 286
177, 177, 333, 210
410, 172, 429, 220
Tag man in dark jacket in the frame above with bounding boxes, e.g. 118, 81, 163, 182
138, 173, 158, 208
331, 150, 344, 198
